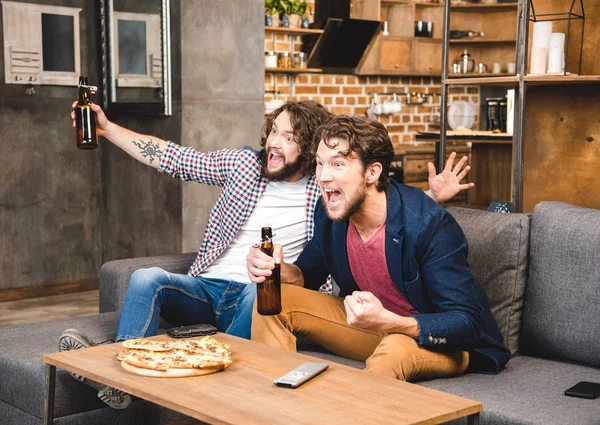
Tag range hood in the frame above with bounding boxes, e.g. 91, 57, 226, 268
306, 18, 382, 73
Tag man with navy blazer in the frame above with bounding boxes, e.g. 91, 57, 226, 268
247, 115, 510, 381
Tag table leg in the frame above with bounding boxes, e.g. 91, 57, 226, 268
466, 412, 480, 425
44, 364, 56, 425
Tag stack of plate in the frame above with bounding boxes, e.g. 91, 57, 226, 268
447, 100, 476, 130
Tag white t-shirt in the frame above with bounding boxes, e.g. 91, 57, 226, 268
200, 177, 309, 283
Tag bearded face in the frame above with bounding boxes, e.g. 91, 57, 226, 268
262, 110, 306, 183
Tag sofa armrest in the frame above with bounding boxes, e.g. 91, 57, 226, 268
99, 252, 198, 313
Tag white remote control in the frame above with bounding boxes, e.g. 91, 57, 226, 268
273, 362, 329, 388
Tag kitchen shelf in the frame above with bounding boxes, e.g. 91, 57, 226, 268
381, 0, 443, 7
264, 27, 324, 35
265, 67, 323, 74
449, 38, 516, 44
444, 75, 519, 85
523, 75, 600, 85
450, 3, 519, 11
448, 72, 514, 78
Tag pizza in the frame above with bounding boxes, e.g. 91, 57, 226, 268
117, 336, 232, 377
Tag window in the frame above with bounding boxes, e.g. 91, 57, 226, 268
2, 1, 81, 86
113, 11, 162, 88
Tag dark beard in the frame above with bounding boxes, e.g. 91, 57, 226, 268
325, 191, 366, 222
261, 151, 305, 182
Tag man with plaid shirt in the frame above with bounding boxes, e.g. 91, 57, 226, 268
60, 100, 471, 409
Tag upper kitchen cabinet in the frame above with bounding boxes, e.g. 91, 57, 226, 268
353, 0, 518, 77
355, 0, 444, 76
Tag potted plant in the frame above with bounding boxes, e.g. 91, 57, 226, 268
284, 0, 306, 28
265, 0, 283, 27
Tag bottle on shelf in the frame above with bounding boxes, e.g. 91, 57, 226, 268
450, 30, 484, 40
257, 227, 282, 316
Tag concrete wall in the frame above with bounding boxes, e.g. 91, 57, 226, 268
0, 0, 264, 290
0, 0, 104, 290
179, 0, 264, 252
101, 0, 183, 263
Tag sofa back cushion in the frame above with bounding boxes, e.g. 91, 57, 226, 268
448, 207, 531, 356
521, 202, 600, 366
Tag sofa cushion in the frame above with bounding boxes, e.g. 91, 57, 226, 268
0, 313, 121, 419
0, 397, 184, 425
420, 356, 600, 425
0, 312, 178, 425
99, 253, 197, 313
447, 207, 530, 356
521, 202, 600, 367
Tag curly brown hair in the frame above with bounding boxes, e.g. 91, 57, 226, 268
261, 101, 332, 165
312, 115, 395, 191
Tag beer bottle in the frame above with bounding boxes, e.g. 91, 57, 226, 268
257, 227, 282, 315
75, 76, 98, 150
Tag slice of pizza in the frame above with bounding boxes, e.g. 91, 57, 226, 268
122, 339, 172, 351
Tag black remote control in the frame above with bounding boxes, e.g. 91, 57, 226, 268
167, 324, 217, 338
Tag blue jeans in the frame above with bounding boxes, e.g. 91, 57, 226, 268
116, 267, 256, 341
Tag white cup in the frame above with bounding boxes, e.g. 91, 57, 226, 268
507, 62, 516, 74
382, 100, 394, 115
492, 63, 502, 74
374, 103, 384, 115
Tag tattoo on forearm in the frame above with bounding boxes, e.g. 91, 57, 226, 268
132, 139, 163, 163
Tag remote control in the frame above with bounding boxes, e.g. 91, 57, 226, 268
488, 201, 515, 214
273, 362, 329, 388
166, 324, 217, 338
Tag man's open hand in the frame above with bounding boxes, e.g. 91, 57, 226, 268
426, 151, 474, 203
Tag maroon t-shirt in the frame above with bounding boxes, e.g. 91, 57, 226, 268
347, 221, 418, 316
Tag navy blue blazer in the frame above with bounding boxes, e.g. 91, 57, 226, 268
295, 180, 510, 374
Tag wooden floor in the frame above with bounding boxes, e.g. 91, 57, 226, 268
0, 290, 99, 327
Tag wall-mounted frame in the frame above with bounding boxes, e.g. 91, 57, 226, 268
2, 1, 81, 86
100, 0, 172, 116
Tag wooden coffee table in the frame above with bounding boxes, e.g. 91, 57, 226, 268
43, 334, 482, 425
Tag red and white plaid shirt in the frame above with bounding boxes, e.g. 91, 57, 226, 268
159, 142, 332, 292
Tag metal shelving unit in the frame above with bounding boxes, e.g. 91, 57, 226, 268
439, 0, 527, 211
439, 0, 600, 212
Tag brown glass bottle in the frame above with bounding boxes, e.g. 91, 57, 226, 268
75, 76, 98, 149
257, 227, 282, 315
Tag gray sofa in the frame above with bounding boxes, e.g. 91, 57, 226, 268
1, 201, 599, 424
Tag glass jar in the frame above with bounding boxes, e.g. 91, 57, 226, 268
265, 51, 278, 68
278, 51, 291, 68
293, 52, 307, 69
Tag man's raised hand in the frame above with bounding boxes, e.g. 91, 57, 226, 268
71, 101, 113, 138
426, 151, 475, 203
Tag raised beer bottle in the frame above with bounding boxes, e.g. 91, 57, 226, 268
75, 76, 98, 149
257, 227, 282, 315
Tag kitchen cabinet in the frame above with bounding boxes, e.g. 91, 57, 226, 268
355, 1, 444, 76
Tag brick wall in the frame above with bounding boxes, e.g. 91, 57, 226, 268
265, 33, 480, 147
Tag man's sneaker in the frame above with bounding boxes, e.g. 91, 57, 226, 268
58, 329, 132, 409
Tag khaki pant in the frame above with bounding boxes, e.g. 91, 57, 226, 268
251, 284, 469, 382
